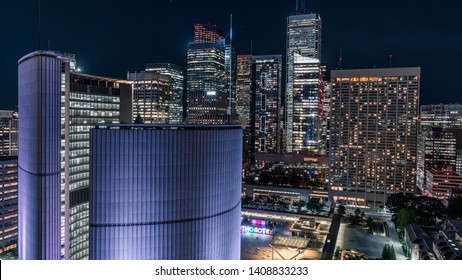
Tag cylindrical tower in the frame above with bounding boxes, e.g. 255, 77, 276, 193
18, 51, 69, 259
89, 124, 242, 260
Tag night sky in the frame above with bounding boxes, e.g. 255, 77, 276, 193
1, 0, 461, 110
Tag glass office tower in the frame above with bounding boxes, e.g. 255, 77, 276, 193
286, 13, 322, 153
128, 71, 171, 124
0, 111, 18, 157
145, 63, 184, 123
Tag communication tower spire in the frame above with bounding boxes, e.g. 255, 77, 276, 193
38, 0, 41, 50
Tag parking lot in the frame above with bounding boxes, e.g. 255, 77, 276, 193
335, 221, 406, 260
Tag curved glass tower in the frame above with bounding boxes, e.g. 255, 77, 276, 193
89, 124, 242, 260
18, 51, 69, 259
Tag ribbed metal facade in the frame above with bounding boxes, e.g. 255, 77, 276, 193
18, 51, 67, 259
89, 125, 242, 260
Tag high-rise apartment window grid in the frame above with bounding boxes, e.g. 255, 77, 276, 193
330, 69, 419, 209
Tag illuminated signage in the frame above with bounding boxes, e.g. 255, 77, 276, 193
303, 157, 319, 163
250, 219, 266, 226
240, 225, 272, 235
206, 91, 216, 96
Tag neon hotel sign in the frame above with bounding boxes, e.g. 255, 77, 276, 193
240, 225, 272, 235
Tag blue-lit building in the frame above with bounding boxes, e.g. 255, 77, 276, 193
18, 50, 132, 260
18, 51, 64, 260
89, 124, 242, 260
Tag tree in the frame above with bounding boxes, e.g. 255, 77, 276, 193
306, 198, 323, 214
412, 196, 446, 226
292, 200, 306, 212
381, 244, 396, 260
386, 193, 411, 222
288, 171, 301, 186
348, 208, 364, 225
396, 208, 416, 233
366, 217, 375, 229
337, 204, 346, 216
447, 197, 462, 220
333, 246, 342, 260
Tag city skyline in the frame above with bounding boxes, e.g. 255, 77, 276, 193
1, 0, 461, 109
4, 0, 462, 262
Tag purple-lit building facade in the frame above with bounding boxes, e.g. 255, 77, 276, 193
18, 51, 64, 260
18, 50, 132, 260
89, 124, 242, 260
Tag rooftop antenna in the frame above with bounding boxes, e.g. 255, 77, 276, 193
296, 0, 307, 14
301, 0, 306, 14
229, 14, 233, 115
389, 54, 393, 68
38, 0, 41, 50
338, 48, 343, 69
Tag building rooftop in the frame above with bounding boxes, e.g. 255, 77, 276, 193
448, 220, 462, 234
94, 124, 242, 130
406, 224, 433, 251
332, 67, 421, 78
18, 50, 74, 64
434, 231, 462, 259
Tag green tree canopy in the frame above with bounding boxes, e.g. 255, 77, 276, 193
381, 244, 396, 260
396, 207, 416, 232
306, 198, 323, 214
386, 193, 411, 214
411, 196, 446, 226
337, 204, 346, 216
333, 246, 342, 260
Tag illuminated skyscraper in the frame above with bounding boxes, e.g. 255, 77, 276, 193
187, 41, 225, 92
236, 55, 252, 128
286, 13, 322, 153
193, 23, 224, 43
417, 104, 462, 190
187, 90, 229, 124
0, 110, 18, 156
329, 67, 420, 209
0, 157, 18, 255
0, 111, 18, 255
320, 80, 331, 156
145, 63, 184, 123
187, 23, 230, 124
236, 55, 253, 159
128, 71, 172, 124
187, 24, 225, 94
251, 55, 282, 154
225, 44, 237, 115
420, 104, 462, 129
18, 50, 132, 260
